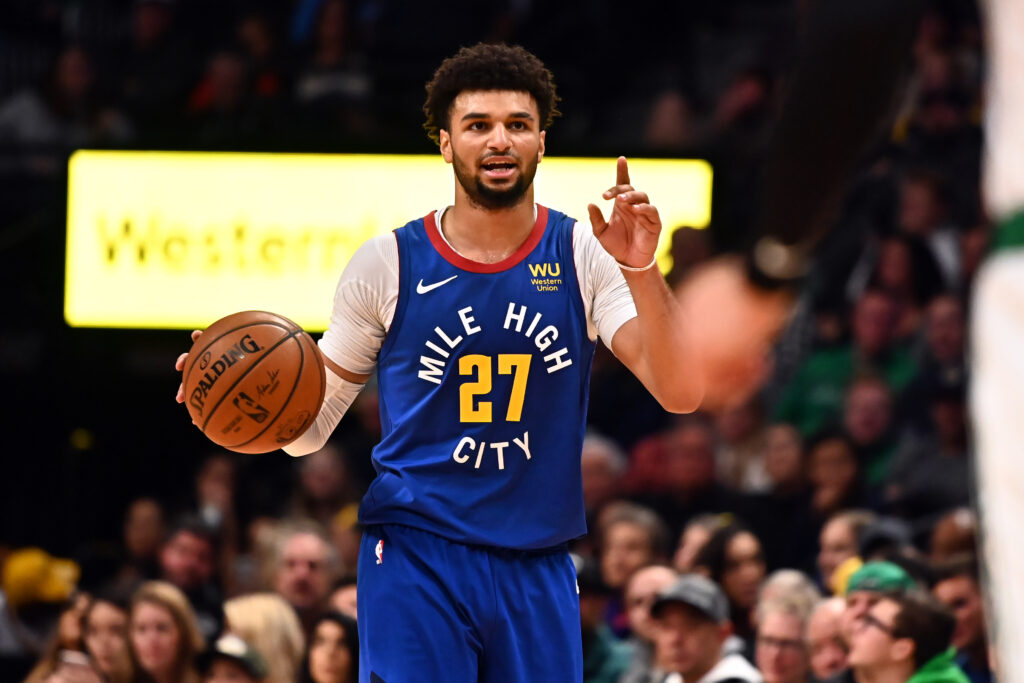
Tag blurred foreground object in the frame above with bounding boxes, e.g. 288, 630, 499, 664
681, 0, 923, 411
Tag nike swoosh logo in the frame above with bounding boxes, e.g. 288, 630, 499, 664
416, 275, 458, 294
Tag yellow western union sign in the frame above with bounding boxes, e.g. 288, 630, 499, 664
65, 151, 712, 330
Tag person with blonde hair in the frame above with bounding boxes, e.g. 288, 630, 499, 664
129, 581, 204, 683
755, 570, 821, 626
755, 597, 813, 683
223, 593, 304, 683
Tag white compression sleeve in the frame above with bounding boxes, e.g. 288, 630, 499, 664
282, 369, 364, 457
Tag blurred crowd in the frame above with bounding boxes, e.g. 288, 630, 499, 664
0, 0, 789, 156
0, 0, 993, 681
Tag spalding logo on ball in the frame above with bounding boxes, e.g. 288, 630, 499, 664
182, 311, 326, 453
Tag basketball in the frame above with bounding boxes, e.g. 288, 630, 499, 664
182, 311, 326, 454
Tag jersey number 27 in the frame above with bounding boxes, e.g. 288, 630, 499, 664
459, 354, 531, 423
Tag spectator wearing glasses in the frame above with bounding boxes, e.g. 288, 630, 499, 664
847, 591, 967, 683
840, 562, 918, 647
755, 597, 812, 683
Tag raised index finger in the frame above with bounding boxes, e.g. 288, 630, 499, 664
616, 156, 630, 187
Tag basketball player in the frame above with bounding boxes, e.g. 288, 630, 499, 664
180, 43, 703, 681
970, 0, 1024, 679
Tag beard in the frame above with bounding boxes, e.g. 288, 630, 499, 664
452, 152, 539, 210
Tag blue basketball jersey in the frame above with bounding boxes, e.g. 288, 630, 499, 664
360, 205, 596, 550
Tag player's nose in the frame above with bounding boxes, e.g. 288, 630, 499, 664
487, 124, 511, 150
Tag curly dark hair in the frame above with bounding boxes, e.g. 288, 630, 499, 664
422, 43, 560, 146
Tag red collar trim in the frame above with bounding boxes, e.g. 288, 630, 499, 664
424, 205, 549, 273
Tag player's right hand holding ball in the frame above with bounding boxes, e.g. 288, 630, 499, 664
174, 329, 203, 408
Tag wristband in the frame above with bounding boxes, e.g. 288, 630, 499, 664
617, 256, 658, 272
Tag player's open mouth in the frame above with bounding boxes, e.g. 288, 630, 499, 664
481, 159, 518, 178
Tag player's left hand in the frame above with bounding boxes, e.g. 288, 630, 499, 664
674, 257, 794, 412
588, 157, 661, 269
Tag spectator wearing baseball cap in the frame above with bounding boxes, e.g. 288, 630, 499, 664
828, 561, 919, 683
197, 633, 267, 683
846, 561, 918, 594
841, 561, 917, 639
2, 549, 79, 613
847, 591, 968, 683
642, 574, 763, 683
0, 548, 81, 678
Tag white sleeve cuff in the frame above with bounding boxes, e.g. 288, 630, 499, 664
282, 369, 365, 456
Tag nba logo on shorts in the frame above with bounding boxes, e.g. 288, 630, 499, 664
375, 539, 384, 565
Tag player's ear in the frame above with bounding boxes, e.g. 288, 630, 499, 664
538, 130, 545, 162
440, 130, 453, 164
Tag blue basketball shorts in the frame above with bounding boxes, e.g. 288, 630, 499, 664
356, 524, 583, 682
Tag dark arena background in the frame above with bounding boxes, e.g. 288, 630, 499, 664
0, 0, 989, 680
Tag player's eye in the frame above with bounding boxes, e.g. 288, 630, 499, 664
508, 120, 527, 130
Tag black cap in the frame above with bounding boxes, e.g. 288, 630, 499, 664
650, 574, 729, 623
